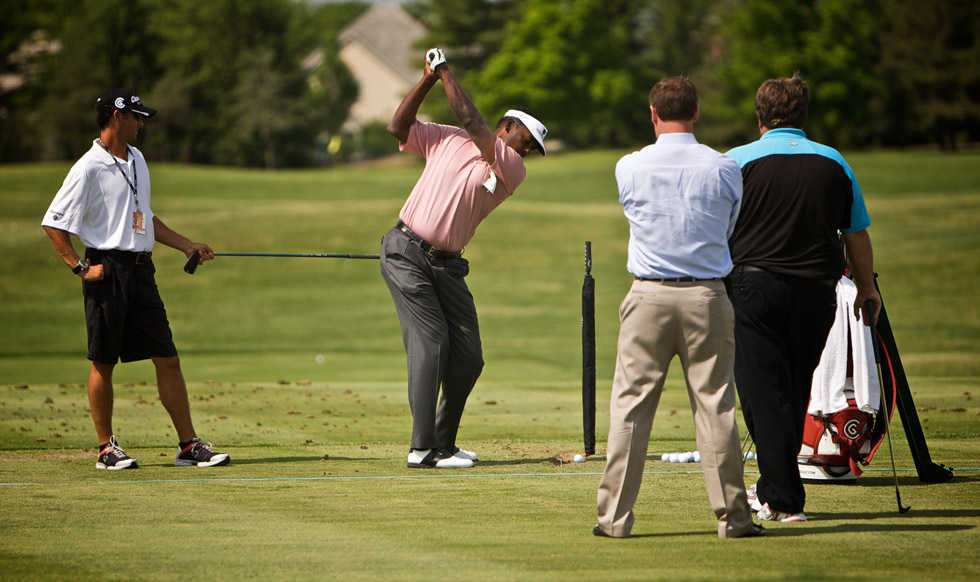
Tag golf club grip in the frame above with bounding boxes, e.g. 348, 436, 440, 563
866, 300, 880, 364
183, 250, 201, 274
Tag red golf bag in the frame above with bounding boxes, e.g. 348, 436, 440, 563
798, 281, 897, 482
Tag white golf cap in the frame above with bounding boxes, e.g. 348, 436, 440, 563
503, 109, 548, 155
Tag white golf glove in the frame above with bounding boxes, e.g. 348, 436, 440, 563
425, 48, 447, 71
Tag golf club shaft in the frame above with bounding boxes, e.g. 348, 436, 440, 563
740, 432, 754, 464
215, 252, 380, 259
867, 299, 910, 514
183, 250, 379, 273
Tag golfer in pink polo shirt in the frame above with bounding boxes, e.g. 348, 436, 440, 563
381, 48, 547, 469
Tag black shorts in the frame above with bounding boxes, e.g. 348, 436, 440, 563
83, 249, 178, 364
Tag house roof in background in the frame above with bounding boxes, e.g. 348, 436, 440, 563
339, 4, 425, 86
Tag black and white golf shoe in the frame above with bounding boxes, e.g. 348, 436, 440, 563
407, 447, 473, 469
175, 438, 230, 467
96, 436, 138, 470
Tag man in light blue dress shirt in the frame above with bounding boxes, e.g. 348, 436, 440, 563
595, 77, 763, 539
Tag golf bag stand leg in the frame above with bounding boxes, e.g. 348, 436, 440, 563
873, 276, 953, 483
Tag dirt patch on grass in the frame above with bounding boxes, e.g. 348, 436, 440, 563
0, 450, 90, 461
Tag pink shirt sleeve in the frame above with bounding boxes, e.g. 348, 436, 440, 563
397, 121, 526, 251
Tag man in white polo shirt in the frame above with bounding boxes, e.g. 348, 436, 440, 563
42, 88, 229, 470
381, 49, 547, 469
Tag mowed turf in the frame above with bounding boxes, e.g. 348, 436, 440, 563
1, 150, 979, 581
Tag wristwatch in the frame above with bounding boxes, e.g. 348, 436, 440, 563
72, 258, 90, 274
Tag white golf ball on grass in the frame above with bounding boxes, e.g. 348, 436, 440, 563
573, 454, 584, 463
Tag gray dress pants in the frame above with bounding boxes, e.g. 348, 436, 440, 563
379, 225, 484, 451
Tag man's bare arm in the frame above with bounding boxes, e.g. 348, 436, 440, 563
43, 226, 103, 280
153, 216, 214, 261
387, 68, 439, 143
843, 229, 881, 323
435, 64, 497, 165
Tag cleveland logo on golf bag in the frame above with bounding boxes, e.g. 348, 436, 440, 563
800, 398, 873, 478
842, 417, 863, 440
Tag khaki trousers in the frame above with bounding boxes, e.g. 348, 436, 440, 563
596, 279, 754, 538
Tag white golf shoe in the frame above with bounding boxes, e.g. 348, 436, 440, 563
407, 448, 474, 469
452, 446, 478, 462
747, 484, 763, 512
757, 503, 807, 523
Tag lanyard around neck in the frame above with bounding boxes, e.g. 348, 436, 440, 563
97, 139, 140, 212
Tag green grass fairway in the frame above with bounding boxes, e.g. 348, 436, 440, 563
2, 150, 979, 581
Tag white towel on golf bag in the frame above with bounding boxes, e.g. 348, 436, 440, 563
808, 276, 881, 416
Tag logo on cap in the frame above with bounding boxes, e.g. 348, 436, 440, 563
114, 97, 126, 109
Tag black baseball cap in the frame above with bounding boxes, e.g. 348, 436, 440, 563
96, 88, 157, 118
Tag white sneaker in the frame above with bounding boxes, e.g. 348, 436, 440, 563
747, 484, 763, 512
407, 448, 474, 469
452, 446, 478, 462
758, 503, 807, 523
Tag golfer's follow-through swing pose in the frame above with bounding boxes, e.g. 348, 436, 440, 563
380, 49, 547, 469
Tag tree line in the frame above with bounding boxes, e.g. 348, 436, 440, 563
2, 0, 977, 168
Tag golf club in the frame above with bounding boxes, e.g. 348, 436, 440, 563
183, 251, 380, 274
740, 432, 755, 465
866, 299, 911, 514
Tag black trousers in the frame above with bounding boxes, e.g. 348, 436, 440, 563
729, 268, 836, 514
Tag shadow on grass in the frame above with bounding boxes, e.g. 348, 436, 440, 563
761, 523, 975, 537
811, 508, 980, 520
131, 456, 387, 467
229, 456, 386, 464
482, 457, 587, 467
619, 519, 976, 539
848, 474, 979, 486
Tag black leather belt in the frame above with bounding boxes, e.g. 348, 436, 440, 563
636, 276, 720, 283
733, 264, 837, 288
396, 221, 462, 260
88, 249, 152, 264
